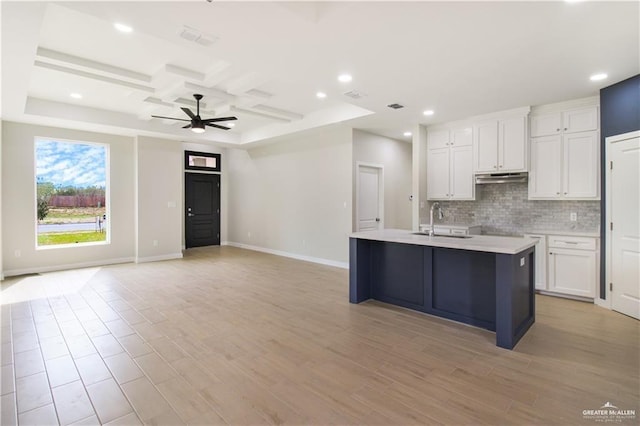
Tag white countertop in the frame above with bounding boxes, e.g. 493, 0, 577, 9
351, 229, 537, 255
523, 230, 600, 238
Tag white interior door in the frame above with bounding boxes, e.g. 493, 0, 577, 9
608, 133, 640, 320
357, 164, 383, 231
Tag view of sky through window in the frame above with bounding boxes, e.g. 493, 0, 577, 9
36, 140, 106, 187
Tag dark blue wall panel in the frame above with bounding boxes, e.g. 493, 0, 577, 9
600, 74, 640, 298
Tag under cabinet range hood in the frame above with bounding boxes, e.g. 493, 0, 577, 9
475, 172, 528, 184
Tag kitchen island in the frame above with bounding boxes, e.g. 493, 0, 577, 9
349, 229, 537, 350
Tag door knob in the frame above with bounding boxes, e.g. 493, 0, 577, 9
375, 218, 380, 222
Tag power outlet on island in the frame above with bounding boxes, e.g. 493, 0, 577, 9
570, 212, 577, 222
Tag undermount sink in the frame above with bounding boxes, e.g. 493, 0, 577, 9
411, 232, 473, 239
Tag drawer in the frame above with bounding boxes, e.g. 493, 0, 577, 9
548, 235, 596, 251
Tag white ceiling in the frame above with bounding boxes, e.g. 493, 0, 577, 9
2, 1, 638, 146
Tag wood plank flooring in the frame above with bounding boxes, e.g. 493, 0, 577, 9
1, 246, 638, 425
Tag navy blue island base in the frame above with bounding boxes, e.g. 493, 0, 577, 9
349, 235, 536, 350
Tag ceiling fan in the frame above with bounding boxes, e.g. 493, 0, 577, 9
151, 94, 237, 133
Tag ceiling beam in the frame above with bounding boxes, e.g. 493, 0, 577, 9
34, 61, 155, 93
36, 47, 151, 82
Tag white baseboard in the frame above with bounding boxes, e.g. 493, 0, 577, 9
135, 253, 183, 264
225, 242, 348, 269
594, 296, 611, 310
3, 257, 135, 278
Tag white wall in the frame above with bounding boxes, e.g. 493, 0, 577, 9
0, 120, 3, 279
135, 136, 183, 262
227, 126, 353, 266
1, 122, 136, 275
352, 129, 412, 230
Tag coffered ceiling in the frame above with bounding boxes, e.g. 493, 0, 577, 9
2, 1, 638, 146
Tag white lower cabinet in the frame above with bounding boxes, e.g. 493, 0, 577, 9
525, 233, 599, 299
546, 235, 599, 298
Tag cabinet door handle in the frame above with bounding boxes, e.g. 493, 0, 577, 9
564, 192, 567, 195
556, 128, 560, 132
498, 165, 503, 168
494, 165, 497, 169
549, 252, 553, 255
564, 128, 568, 131
556, 192, 560, 195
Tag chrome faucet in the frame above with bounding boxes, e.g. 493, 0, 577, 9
429, 202, 444, 236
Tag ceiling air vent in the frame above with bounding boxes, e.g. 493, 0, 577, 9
179, 25, 218, 46
343, 90, 367, 100
387, 103, 404, 109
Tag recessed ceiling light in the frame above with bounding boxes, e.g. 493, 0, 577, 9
316, 92, 327, 99
114, 22, 133, 33
423, 110, 435, 116
590, 73, 608, 81
337, 74, 352, 83
69, 93, 82, 99
404, 131, 412, 137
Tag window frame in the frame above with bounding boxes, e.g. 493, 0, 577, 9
34, 136, 111, 250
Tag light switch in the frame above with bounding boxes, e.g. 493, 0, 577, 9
167, 201, 177, 208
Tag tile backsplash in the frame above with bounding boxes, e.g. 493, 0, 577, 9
430, 183, 600, 236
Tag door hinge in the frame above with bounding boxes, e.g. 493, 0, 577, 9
610, 161, 613, 170
610, 222, 613, 231
610, 282, 613, 292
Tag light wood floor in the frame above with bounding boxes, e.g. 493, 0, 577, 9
1, 246, 638, 425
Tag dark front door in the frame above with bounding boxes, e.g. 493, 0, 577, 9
185, 173, 220, 248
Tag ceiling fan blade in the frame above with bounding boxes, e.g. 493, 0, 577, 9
182, 124, 192, 129
201, 116, 238, 123
151, 115, 191, 122
205, 123, 231, 130
181, 107, 196, 119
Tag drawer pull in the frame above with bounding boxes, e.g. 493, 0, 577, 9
561, 241, 579, 244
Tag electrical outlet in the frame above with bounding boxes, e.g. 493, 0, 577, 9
153, 240, 158, 247
247, 231, 251, 238
570, 212, 577, 222
14, 249, 21, 258
420, 201, 425, 209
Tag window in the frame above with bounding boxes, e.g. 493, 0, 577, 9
35, 138, 109, 248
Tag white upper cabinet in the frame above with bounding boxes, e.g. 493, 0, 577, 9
530, 113, 563, 137
427, 127, 475, 200
450, 145, 474, 199
529, 101, 600, 200
426, 147, 451, 199
427, 129, 450, 149
563, 131, 599, 198
474, 115, 527, 173
499, 116, 527, 171
529, 135, 563, 198
473, 121, 499, 172
451, 127, 473, 147
530, 105, 598, 137
563, 107, 598, 133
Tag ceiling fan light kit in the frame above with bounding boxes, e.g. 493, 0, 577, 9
151, 93, 237, 133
